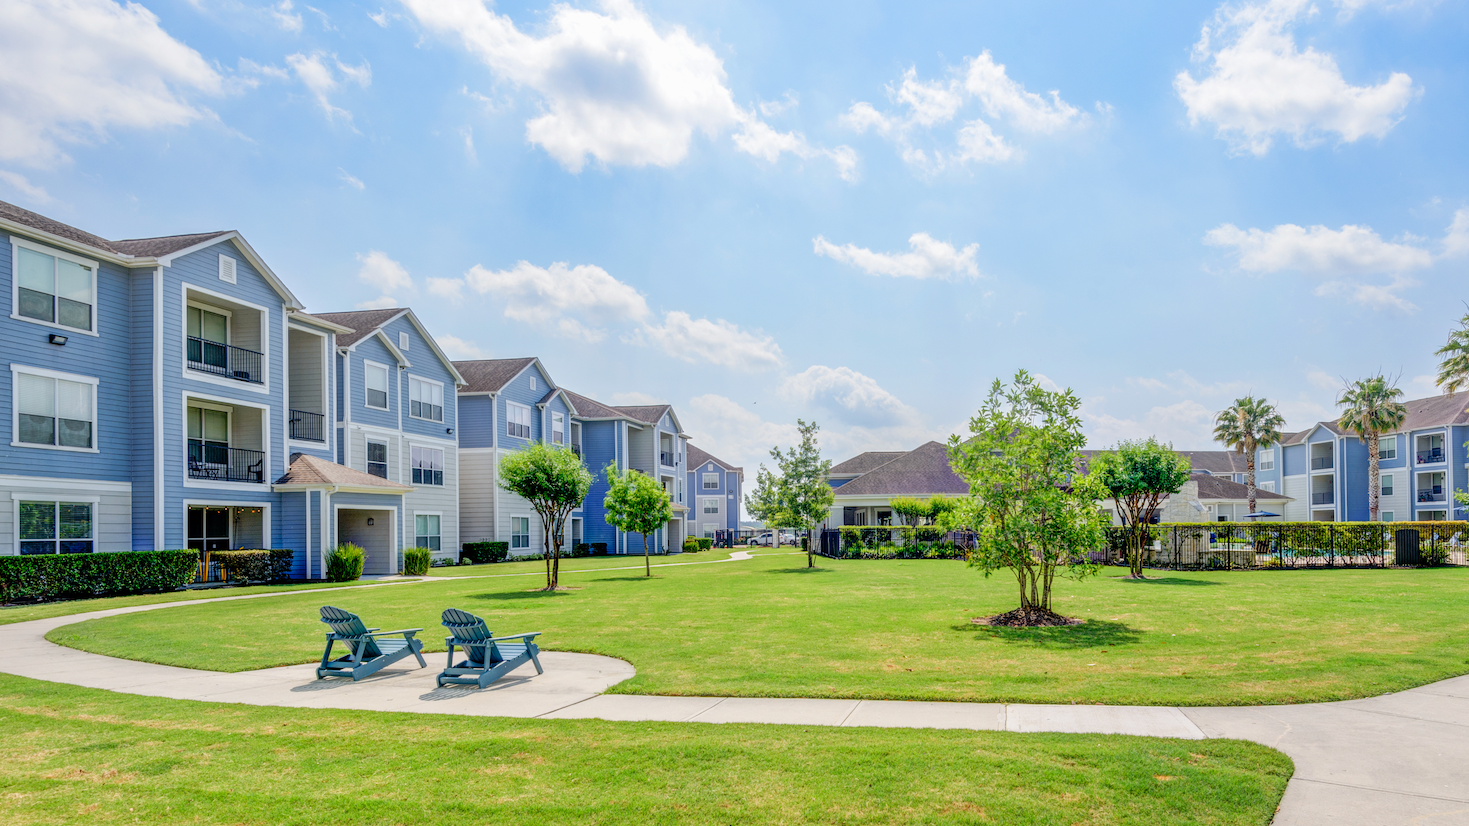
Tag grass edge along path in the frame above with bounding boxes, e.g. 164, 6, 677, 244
0, 674, 1292, 826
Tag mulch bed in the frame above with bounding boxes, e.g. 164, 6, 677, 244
972, 607, 1085, 628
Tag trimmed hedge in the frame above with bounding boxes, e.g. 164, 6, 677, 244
696, 538, 713, 551
1105, 521, 1469, 569
210, 550, 294, 584
326, 544, 365, 582
403, 547, 432, 576
0, 550, 197, 603
591, 542, 608, 556
682, 537, 700, 552
461, 541, 510, 564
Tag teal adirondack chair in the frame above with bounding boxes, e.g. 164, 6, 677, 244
437, 608, 543, 689
316, 606, 428, 681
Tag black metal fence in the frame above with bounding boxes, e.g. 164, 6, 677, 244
1104, 522, 1469, 569
817, 527, 971, 559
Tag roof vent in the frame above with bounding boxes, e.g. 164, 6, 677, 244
218, 254, 237, 284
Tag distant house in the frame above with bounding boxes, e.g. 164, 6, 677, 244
827, 451, 908, 490
685, 444, 742, 539
820, 442, 968, 529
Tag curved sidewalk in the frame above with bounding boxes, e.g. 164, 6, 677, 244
2, 581, 1466, 825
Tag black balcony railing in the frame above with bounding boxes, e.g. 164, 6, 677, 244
188, 442, 265, 483
660, 451, 675, 466
1311, 456, 1333, 470
188, 337, 264, 384
1417, 448, 1445, 464
1311, 492, 1334, 505
1419, 488, 1446, 503
289, 409, 325, 442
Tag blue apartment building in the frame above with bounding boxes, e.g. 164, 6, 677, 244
685, 444, 743, 539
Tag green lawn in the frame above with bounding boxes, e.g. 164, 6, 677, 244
0, 675, 1290, 826
48, 554, 1469, 705
0, 578, 403, 627
421, 549, 752, 577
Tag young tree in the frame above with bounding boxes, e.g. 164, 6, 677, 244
498, 442, 594, 590
1338, 375, 1408, 522
1091, 438, 1193, 579
945, 371, 1106, 625
603, 465, 674, 576
1212, 396, 1286, 515
743, 419, 835, 568
1435, 308, 1469, 395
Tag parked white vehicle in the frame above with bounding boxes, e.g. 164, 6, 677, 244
748, 531, 797, 547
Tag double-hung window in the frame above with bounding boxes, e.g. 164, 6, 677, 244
1380, 440, 1398, 460
702, 472, 719, 490
511, 516, 531, 549
1257, 450, 1274, 472
414, 514, 441, 552
412, 446, 444, 485
1381, 474, 1394, 496
15, 367, 95, 450
703, 497, 720, 514
15, 242, 95, 333
506, 403, 531, 439
18, 500, 93, 554
366, 440, 388, 478
364, 362, 389, 410
552, 412, 565, 444
409, 377, 443, 422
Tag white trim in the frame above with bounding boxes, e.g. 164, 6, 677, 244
156, 233, 304, 312
10, 236, 100, 337
331, 503, 398, 575
346, 421, 458, 446
11, 492, 101, 503
505, 400, 533, 439
217, 253, 237, 284
10, 363, 101, 454
285, 320, 332, 456
410, 508, 444, 552
181, 500, 272, 552
0, 474, 129, 492
180, 389, 272, 491
179, 282, 271, 395
407, 373, 445, 423
12, 497, 98, 555
363, 360, 391, 411
509, 512, 533, 551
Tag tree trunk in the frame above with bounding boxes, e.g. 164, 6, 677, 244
1367, 433, 1380, 522
643, 532, 651, 576
1245, 437, 1257, 516
541, 515, 556, 590
807, 527, 813, 568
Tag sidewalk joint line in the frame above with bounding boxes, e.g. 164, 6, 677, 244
1292, 777, 1469, 805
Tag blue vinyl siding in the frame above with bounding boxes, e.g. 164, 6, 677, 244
687, 460, 741, 533
1378, 434, 1406, 469
277, 491, 307, 577
578, 420, 621, 550
384, 315, 457, 440
349, 335, 399, 431
458, 395, 494, 448
129, 269, 157, 548
1282, 444, 1307, 477
1342, 438, 1369, 520
497, 363, 551, 447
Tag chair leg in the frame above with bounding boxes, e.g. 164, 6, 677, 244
528, 644, 544, 675
409, 637, 427, 668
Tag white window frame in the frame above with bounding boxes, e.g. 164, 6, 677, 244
1381, 511, 1394, 522
413, 511, 442, 552
551, 411, 565, 444
365, 438, 389, 479
13, 494, 100, 555
11, 237, 100, 337
1379, 439, 1397, 460
11, 364, 100, 454
510, 514, 531, 550
702, 497, 720, 515
364, 360, 391, 411
180, 390, 271, 491
1260, 481, 1275, 493
179, 283, 270, 394
702, 472, 719, 490
506, 401, 532, 440
411, 445, 444, 486
407, 375, 444, 423
1381, 473, 1394, 496
1257, 450, 1274, 472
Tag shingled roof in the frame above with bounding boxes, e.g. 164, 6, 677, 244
561, 389, 624, 420
830, 442, 968, 497
1279, 392, 1469, 446
452, 358, 537, 393
687, 444, 742, 477
829, 451, 908, 476
1192, 474, 1291, 501
0, 198, 233, 258
274, 454, 414, 491
313, 309, 408, 348
613, 404, 671, 425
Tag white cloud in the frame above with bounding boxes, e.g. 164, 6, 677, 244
355, 295, 399, 310
286, 52, 371, 123
368, 8, 392, 27
779, 366, 917, 427
355, 250, 413, 295
436, 334, 490, 360
634, 311, 782, 372
459, 126, 477, 163
400, 0, 849, 177
609, 391, 668, 406
434, 260, 650, 343
1175, 0, 1416, 156
0, 0, 223, 167
1408, 373, 1439, 398
813, 232, 981, 279
731, 113, 859, 181
842, 51, 1086, 172
338, 168, 365, 190
758, 91, 798, 118
1307, 370, 1340, 390
1444, 208, 1469, 258
1084, 399, 1217, 448
272, 0, 303, 32
0, 170, 52, 203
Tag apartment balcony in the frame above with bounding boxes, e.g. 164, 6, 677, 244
660, 451, 675, 467
188, 337, 264, 384
1311, 456, 1333, 470
288, 409, 325, 442
1311, 492, 1334, 506
1417, 448, 1445, 465
188, 442, 266, 483
571, 443, 582, 459
1418, 489, 1446, 503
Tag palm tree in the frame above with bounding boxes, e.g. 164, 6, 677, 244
1436, 309, 1469, 395
1213, 396, 1286, 515
1337, 376, 1407, 522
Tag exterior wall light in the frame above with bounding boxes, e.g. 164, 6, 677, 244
49, 334, 67, 345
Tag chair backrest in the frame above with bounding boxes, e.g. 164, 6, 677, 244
441, 608, 492, 642
320, 606, 371, 637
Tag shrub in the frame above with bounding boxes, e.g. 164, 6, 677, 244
682, 537, 700, 553
461, 541, 509, 564
431, 557, 455, 567
326, 544, 365, 582
210, 549, 294, 583
696, 538, 713, 551
572, 543, 592, 558
403, 547, 432, 576
0, 550, 197, 604
591, 542, 609, 555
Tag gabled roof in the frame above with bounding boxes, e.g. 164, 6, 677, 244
111, 231, 234, 257
687, 444, 742, 478
831, 442, 968, 497
273, 454, 414, 492
829, 451, 908, 476
313, 309, 409, 348
562, 389, 628, 421
613, 404, 671, 425
454, 357, 539, 394
1192, 475, 1291, 501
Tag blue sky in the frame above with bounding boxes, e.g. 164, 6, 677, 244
3, 0, 1468, 479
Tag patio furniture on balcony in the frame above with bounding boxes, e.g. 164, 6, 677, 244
187, 442, 265, 483
187, 337, 264, 384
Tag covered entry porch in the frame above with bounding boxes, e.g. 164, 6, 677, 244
273, 453, 413, 579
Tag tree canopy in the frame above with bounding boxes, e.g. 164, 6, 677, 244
1338, 375, 1407, 522
603, 465, 674, 576
498, 442, 594, 590
1435, 309, 1469, 395
744, 419, 834, 568
1212, 396, 1285, 515
1090, 438, 1192, 578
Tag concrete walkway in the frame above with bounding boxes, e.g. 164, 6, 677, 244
2, 573, 1467, 825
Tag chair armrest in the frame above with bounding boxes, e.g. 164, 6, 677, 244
486, 632, 542, 643
365, 628, 424, 638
